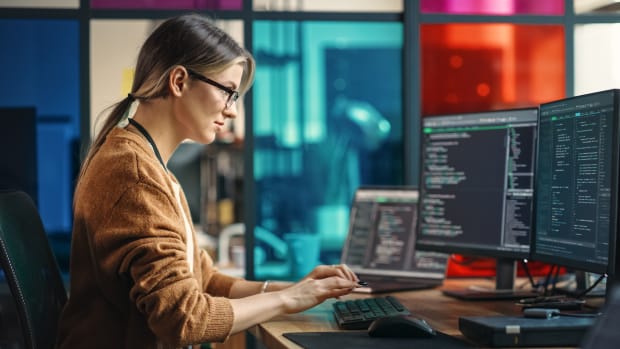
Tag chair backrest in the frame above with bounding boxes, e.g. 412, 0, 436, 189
0, 190, 67, 349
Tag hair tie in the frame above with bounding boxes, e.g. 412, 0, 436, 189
117, 94, 139, 128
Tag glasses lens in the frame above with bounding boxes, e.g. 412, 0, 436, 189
226, 91, 240, 109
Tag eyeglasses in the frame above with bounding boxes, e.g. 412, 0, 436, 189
186, 68, 240, 109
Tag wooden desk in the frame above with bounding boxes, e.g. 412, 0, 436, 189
249, 279, 596, 349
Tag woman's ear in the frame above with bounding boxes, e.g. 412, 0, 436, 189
169, 66, 188, 97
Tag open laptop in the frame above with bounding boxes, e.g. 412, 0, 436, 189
340, 187, 448, 293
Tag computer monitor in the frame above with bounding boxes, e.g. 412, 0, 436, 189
532, 89, 620, 296
416, 107, 539, 300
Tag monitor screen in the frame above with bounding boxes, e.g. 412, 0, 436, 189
532, 89, 620, 276
417, 108, 538, 258
415, 108, 539, 299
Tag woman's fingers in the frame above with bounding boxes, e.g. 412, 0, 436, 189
331, 263, 358, 281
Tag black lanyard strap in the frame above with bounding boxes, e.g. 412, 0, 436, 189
128, 118, 167, 172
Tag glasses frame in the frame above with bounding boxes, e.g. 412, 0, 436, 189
186, 68, 240, 109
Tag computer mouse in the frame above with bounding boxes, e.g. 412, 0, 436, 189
367, 315, 437, 338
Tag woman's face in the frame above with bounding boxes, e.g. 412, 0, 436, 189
175, 63, 244, 144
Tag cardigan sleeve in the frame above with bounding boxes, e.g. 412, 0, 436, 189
199, 249, 243, 296
93, 181, 234, 346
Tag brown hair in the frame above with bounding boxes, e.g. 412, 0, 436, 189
80, 13, 255, 180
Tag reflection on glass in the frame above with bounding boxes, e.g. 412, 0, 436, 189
254, 0, 401, 12
91, 0, 241, 10
421, 23, 565, 116
253, 20, 403, 280
420, 0, 563, 15
575, 24, 620, 95
0, 0, 78, 8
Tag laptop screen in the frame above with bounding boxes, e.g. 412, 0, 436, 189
341, 187, 448, 280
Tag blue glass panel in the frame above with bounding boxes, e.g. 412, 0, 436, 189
0, 20, 79, 235
253, 21, 403, 280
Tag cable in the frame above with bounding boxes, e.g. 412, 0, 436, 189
575, 273, 607, 300
542, 265, 557, 296
520, 259, 537, 289
550, 264, 561, 294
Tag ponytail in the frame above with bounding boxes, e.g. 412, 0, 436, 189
76, 94, 135, 183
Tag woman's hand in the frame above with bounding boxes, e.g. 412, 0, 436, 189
303, 264, 359, 282
276, 276, 358, 314
228, 264, 359, 334
272, 263, 360, 314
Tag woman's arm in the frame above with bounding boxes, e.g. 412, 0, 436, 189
228, 279, 291, 298
228, 276, 357, 334
228, 264, 358, 298
226, 263, 359, 333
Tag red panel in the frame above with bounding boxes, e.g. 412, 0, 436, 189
421, 24, 565, 116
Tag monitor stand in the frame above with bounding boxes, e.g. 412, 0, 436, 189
442, 258, 539, 301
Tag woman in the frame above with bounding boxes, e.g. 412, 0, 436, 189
55, 14, 359, 348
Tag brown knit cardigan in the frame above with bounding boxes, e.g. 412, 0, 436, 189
55, 126, 240, 348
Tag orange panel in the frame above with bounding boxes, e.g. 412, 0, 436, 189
421, 24, 565, 116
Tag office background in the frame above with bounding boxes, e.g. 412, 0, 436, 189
0, 0, 619, 282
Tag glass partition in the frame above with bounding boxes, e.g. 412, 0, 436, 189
421, 23, 565, 116
0, 0, 78, 8
575, 0, 620, 14
0, 20, 79, 241
574, 24, 620, 95
254, 0, 401, 12
253, 20, 403, 280
91, 0, 242, 10
421, 0, 564, 15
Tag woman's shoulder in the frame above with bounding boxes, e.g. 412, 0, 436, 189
83, 127, 170, 191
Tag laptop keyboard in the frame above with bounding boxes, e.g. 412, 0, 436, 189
332, 296, 411, 330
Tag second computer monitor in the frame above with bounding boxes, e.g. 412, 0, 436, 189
532, 89, 620, 295
416, 107, 538, 299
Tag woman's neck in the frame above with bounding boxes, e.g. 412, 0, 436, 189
130, 100, 181, 165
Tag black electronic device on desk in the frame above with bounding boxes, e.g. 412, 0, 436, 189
332, 295, 410, 330
416, 108, 540, 300
459, 314, 596, 347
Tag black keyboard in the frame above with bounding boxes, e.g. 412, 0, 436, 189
332, 296, 410, 330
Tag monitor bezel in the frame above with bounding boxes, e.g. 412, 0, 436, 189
530, 89, 620, 276
415, 107, 539, 260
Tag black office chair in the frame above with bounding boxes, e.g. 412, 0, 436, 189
0, 190, 67, 349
